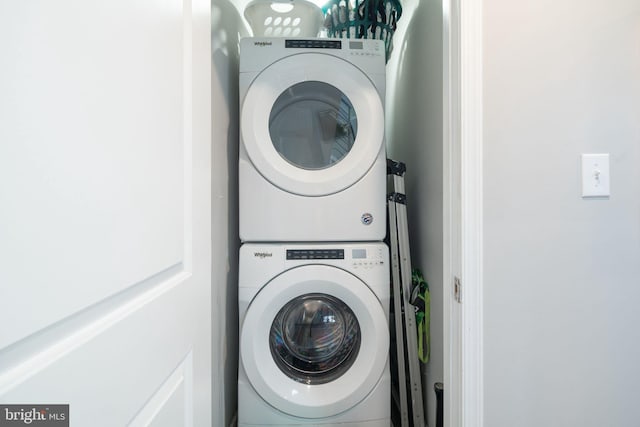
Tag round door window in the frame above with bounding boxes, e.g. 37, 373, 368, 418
269, 293, 361, 385
269, 81, 358, 170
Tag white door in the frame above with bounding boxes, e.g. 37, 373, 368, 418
0, 1, 212, 426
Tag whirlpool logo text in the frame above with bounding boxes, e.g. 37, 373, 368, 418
254, 252, 273, 258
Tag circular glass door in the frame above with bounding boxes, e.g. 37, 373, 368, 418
269, 81, 357, 170
270, 293, 361, 385
240, 265, 388, 418
240, 53, 384, 196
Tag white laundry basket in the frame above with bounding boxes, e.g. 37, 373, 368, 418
244, 0, 325, 37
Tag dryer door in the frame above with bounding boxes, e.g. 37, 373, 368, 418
240, 265, 389, 418
240, 53, 384, 196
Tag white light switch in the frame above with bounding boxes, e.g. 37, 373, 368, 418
581, 153, 610, 197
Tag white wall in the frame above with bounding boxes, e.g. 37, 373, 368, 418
483, 1, 640, 426
212, 0, 249, 424
387, 0, 444, 425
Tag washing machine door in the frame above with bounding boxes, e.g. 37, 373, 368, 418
241, 53, 384, 196
240, 265, 389, 418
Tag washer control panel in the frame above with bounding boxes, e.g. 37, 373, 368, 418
349, 246, 386, 269
285, 247, 385, 269
286, 249, 344, 260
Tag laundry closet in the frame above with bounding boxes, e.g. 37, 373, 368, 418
212, 0, 445, 426
215, 1, 640, 426
3, 0, 639, 425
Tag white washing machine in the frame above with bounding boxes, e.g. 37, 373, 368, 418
238, 242, 390, 426
239, 37, 387, 242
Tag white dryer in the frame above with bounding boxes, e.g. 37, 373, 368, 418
239, 37, 387, 242
238, 242, 390, 426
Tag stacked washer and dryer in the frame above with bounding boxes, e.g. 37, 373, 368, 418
238, 37, 390, 426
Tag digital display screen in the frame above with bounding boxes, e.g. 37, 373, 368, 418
352, 249, 367, 259
349, 41, 364, 50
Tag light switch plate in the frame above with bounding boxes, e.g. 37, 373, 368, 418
581, 153, 610, 197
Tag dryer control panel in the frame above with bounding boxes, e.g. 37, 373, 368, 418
285, 39, 342, 49
283, 38, 384, 58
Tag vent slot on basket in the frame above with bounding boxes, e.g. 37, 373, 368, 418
244, 0, 325, 37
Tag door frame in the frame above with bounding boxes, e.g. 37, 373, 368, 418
443, 0, 484, 426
